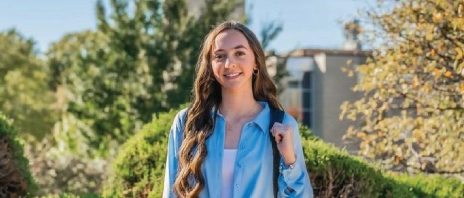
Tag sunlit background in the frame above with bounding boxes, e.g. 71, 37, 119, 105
1, 0, 463, 197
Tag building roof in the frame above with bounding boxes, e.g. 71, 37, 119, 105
280, 48, 372, 57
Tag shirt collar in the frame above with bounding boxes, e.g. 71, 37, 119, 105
214, 101, 271, 133
252, 101, 271, 133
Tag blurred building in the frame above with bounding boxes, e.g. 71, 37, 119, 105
274, 19, 371, 150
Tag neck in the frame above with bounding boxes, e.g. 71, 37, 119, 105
219, 88, 258, 121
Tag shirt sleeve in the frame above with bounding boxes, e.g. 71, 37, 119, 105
162, 109, 188, 198
278, 114, 314, 198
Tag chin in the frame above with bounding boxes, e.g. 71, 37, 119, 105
221, 82, 252, 93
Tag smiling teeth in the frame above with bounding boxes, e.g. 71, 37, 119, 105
226, 73, 240, 77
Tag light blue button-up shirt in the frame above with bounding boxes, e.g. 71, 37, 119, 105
163, 101, 314, 198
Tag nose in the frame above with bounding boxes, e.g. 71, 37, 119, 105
224, 56, 236, 69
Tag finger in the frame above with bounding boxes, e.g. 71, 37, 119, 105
274, 134, 282, 143
271, 127, 282, 137
273, 130, 283, 140
271, 123, 286, 132
272, 122, 284, 129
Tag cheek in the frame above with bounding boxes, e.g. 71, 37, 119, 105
211, 63, 222, 76
241, 58, 256, 71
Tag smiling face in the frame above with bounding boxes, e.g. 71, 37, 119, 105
211, 29, 257, 93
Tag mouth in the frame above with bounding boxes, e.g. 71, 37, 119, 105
225, 73, 241, 77
224, 72, 242, 79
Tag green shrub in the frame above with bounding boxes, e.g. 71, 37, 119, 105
39, 193, 101, 198
303, 138, 413, 197
0, 113, 37, 197
388, 172, 464, 198
24, 134, 109, 196
104, 106, 464, 198
303, 128, 464, 198
102, 107, 181, 198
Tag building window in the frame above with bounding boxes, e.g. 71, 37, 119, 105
302, 72, 312, 128
287, 80, 299, 88
279, 57, 315, 127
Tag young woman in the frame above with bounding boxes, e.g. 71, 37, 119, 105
163, 21, 313, 198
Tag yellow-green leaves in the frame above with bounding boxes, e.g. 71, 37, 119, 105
0, 30, 57, 140
342, 0, 464, 175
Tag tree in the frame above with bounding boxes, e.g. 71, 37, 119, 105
341, 0, 464, 175
0, 113, 37, 197
160, 0, 244, 109
259, 21, 290, 94
0, 29, 56, 140
164, 0, 289, 107
47, 0, 286, 155
46, 0, 254, 155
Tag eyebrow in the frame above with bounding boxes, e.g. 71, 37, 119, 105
213, 45, 248, 53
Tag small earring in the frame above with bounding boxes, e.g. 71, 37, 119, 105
253, 68, 259, 75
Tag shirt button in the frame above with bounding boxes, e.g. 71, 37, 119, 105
240, 144, 245, 149
235, 184, 239, 189
237, 163, 241, 168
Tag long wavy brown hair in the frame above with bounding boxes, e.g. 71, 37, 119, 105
173, 21, 283, 197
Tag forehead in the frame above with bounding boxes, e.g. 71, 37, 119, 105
213, 29, 251, 50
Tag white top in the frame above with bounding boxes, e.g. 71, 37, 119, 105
221, 149, 237, 198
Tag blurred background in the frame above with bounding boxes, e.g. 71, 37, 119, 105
1, 0, 463, 197
0, 0, 364, 53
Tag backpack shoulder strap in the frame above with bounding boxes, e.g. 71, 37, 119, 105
269, 108, 284, 198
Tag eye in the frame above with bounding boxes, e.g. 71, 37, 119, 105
236, 51, 245, 56
214, 54, 225, 60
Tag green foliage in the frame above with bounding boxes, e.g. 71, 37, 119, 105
305, 137, 464, 197
303, 138, 412, 197
45, 0, 247, 156
341, 0, 464, 174
39, 193, 101, 198
0, 113, 37, 196
15, 0, 282, 195
24, 133, 110, 196
105, 105, 464, 198
0, 29, 57, 139
162, 0, 247, 109
46, 31, 116, 157
388, 172, 464, 197
102, 106, 185, 197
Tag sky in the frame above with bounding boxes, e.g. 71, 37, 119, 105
0, 0, 368, 54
